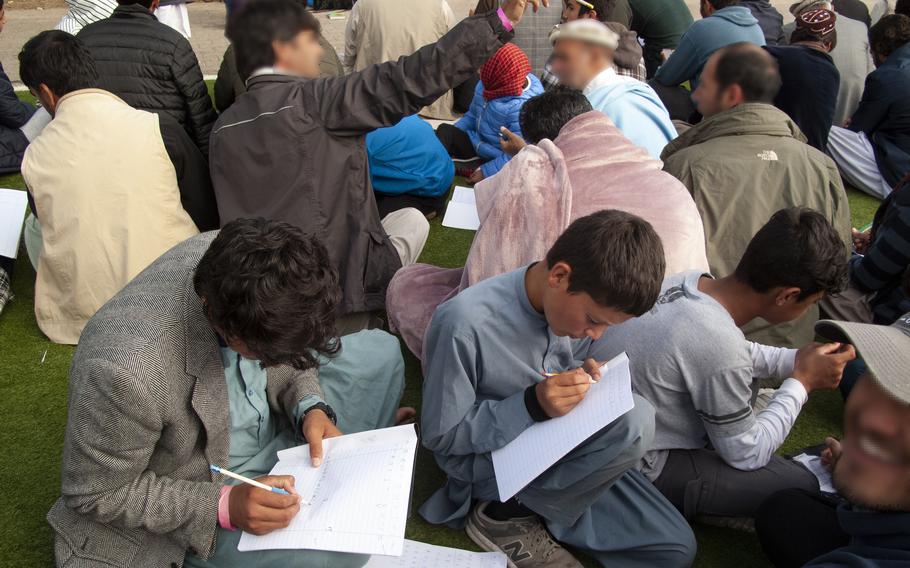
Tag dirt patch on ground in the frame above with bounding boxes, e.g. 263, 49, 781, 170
7, 0, 66, 11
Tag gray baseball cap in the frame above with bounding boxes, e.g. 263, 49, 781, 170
816, 314, 910, 404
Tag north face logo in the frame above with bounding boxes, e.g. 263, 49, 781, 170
757, 150, 779, 161
502, 540, 533, 562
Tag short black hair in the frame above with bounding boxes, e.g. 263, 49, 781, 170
707, 0, 740, 9
194, 218, 341, 370
713, 42, 781, 103
519, 86, 593, 144
869, 14, 910, 60
228, 0, 321, 81
546, 210, 666, 316
734, 208, 848, 300
898, 0, 910, 16
582, 0, 617, 22
19, 30, 99, 96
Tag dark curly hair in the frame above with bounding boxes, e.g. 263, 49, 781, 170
870, 14, 910, 61
194, 218, 341, 370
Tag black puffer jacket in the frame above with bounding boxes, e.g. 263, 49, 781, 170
0, 61, 34, 174
78, 4, 217, 154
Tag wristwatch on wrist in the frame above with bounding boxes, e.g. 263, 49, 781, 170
304, 402, 337, 425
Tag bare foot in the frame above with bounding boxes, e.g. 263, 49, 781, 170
395, 407, 417, 425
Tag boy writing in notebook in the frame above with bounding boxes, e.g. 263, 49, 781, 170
588, 208, 856, 524
420, 210, 696, 568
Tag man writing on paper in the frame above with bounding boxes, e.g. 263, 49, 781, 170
421, 211, 696, 568
588, 209, 856, 524
47, 220, 409, 568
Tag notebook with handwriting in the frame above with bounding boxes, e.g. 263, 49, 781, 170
492, 353, 635, 501
238, 424, 418, 556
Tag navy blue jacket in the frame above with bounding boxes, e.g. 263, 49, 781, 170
849, 42, 910, 189
807, 504, 910, 567
851, 178, 910, 324
766, 45, 840, 152
0, 61, 34, 174
740, 0, 785, 45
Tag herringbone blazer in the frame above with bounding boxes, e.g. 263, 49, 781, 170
47, 232, 323, 568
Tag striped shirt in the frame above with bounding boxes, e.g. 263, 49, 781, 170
55, 0, 117, 34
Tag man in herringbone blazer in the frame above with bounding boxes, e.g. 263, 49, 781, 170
48, 219, 407, 568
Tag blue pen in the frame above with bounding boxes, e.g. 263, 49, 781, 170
209, 464, 291, 495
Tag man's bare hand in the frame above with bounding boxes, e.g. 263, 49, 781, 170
793, 342, 856, 393
499, 127, 526, 156
581, 358, 605, 382
852, 228, 872, 254
501, 0, 549, 26
228, 475, 300, 535
468, 168, 486, 184
820, 437, 843, 472
535, 368, 592, 417
302, 409, 342, 468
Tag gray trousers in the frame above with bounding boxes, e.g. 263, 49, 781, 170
653, 449, 820, 520
470, 396, 696, 568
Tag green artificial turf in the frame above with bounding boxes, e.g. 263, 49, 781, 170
0, 84, 884, 566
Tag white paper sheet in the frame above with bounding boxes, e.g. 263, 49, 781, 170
793, 452, 837, 494
441, 186, 480, 231
492, 353, 635, 501
0, 188, 28, 259
238, 424, 418, 556
363, 540, 507, 568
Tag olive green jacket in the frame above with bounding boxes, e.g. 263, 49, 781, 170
662, 103, 852, 348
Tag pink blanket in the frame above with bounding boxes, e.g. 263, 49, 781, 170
388, 111, 708, 358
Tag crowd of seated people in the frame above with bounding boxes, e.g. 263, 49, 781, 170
0, 0, 908, 567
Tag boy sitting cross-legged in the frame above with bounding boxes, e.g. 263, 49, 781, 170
589, 207, 856, 524
420, 210, 697, 568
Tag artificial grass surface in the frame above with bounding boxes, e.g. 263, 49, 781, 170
0, 83, 885, 565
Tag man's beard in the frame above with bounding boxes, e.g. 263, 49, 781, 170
833, 461, 910, 513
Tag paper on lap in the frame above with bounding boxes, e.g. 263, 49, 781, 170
363, 539, 507, 567
0, 188, 28, 259
793, 452, 837, 494
237, 425, 418, 556
492, 353, 635, 502
442, 186, 480, 231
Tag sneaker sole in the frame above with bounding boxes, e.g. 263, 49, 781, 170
465, 518, 519, 568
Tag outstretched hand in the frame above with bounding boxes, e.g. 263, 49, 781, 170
501, 0, 549, 26
499, 127, 526, 156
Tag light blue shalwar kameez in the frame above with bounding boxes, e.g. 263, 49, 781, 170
183, 329, 405, 568
420, 266, 697, 568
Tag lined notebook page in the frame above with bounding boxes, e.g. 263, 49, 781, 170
492, 353, 635, 501
364, 540, 506, 567
0, 188, 28, 259
238, 425, 418, 556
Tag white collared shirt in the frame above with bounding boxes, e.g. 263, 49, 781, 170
582, 66, 635, 96
245, 67, 298, 86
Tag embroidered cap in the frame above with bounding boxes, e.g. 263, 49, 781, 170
796, 8, 837, 39
549, 19, 620, 51
816, 315, 910, 405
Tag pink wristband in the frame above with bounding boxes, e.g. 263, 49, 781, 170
496, 7, 514, 31
218, 486, 236, 531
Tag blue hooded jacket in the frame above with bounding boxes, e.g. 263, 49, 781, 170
585, 76, 677, 159
654, 6, 766, 88
366, 115, 454, 198
454, 73, 544, 178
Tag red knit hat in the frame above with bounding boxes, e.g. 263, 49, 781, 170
480, 43, 531, 101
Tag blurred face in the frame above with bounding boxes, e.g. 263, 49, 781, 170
561, 0, 597, 22
760, 289, 826, 325
700, 0, 714, 18
550, 39, 604, 90
692, 53, 741, 118
273, 29, 323, 78
834, 376, 910, 512
541, 262, 634, 340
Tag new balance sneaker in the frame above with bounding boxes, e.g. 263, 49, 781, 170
465, 501, 583, 568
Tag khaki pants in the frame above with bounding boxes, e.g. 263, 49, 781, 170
820, 284, 874, 324
336, 208, 429, 336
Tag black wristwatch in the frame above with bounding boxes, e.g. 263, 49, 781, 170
304, 402, 337, 425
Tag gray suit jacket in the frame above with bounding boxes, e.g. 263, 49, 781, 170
47, 232, 323, 568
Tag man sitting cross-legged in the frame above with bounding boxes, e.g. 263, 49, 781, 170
47, 219, 410, 568
588, 208, 856, 524
420, 210, 697, 568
